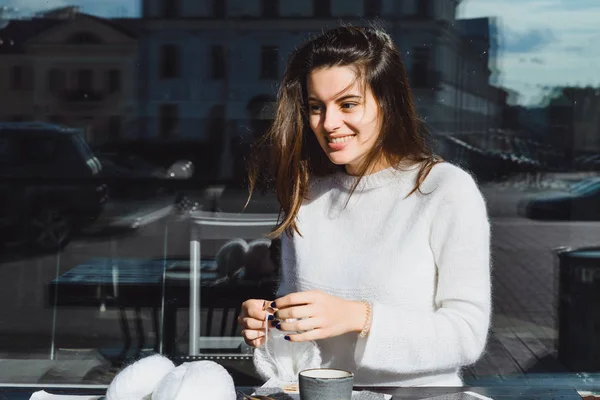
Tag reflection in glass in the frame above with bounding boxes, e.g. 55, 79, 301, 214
0, 0, 598, 389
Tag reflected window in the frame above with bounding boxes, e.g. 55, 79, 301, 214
364, 0, 382, 17
77, 69, 94, 91
261, 0, 279, 17
211, 45, 227, 80
66, 32, 104, 45
162, 0, 179, 18
11, 136, 59, 164
108, 69, 121, 93
314, 0, 331, 17
108, 116, 121, 140
28, 138, 58, 164
260, 46, 279, 80
160, 44, 181, 78
47, 69, 66, 93
214, 0, 226, 18
411, 47, 432, 88
9, 66, 23, 90
0, 135, 61, 165
206, 104, 225, 142
159, 104, 179, 138
9, 65, 34, 90
417, 0, 432, 18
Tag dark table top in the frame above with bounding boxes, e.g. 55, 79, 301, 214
46, 257, 275, 308
0, 385, 585, 400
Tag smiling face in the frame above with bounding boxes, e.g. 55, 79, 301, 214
306, 66, 385, 176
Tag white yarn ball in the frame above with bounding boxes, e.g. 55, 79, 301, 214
107, 354, 175, 400
152, 361, 236, 400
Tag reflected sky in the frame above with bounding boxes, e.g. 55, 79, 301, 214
459, 0, 600, 104
3, 0, 599, 105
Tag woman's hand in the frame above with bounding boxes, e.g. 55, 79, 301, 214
272, 290, 367, 342
238, 299, 274, 348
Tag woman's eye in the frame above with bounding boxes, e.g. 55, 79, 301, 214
341, 103, 357, 109
309, 104, 323, 113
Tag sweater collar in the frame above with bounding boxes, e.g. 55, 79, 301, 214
330, 161, 421, 191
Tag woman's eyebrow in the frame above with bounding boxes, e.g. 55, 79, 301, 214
307, 94, 363, 102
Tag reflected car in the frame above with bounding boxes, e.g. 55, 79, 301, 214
0, 122, 108, 252
521, 177, 600, 221
91, 155, 195, 229
578, 154, 600, 171
96, 152, 169, 199
97, 152, 167, 179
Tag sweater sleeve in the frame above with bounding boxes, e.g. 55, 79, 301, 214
354, 170, 491, 374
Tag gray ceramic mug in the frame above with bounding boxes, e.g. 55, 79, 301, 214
299, 368, 354, 400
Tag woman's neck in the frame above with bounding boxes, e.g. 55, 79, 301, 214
345, 157, 392, 176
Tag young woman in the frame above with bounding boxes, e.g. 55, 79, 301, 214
239, 25, 491, 387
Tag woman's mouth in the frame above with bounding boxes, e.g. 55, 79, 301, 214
327, 134, 356, 144
326, 134, 356, 151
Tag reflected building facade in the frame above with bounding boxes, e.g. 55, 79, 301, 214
0, 1, 507, 166
0, 6, 139, 144
546, 87, 600, 161
138, 0, 505, 162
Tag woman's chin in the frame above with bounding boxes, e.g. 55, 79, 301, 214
327, 159, 344, 166
326, 154, 366, 175
326, 153, 353, 167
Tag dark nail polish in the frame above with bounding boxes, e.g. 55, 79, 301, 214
270, 301, 277, 308
276, 323, 281, 330
268, 315, 274, 321
271, 320, 278, 327
284, 335, 290, 341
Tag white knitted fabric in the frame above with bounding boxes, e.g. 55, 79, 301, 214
270, 162, 491, 387
106, 354, 175, 400
253, 321, 322, 387
152, 361, 236, 400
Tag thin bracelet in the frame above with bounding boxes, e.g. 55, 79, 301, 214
359, 300, 373, 338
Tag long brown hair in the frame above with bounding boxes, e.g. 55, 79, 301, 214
248, 25, 442, 237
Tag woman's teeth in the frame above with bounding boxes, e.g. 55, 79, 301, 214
329, 135, 355, 144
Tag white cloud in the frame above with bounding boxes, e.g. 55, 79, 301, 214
459, 0, 600, 105
3, 0, 67, 13
1, 0, 136, 17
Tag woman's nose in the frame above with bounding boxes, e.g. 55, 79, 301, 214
323, 109, 343, 132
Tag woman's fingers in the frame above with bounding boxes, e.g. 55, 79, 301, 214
275, 317, 318, 333
274, 305, 315, 322
240, 316, 270, 330
242, 329, 265, 341
273, 291, 319, 310
281, 328, 328, 343
248, 337, 266, 348
243, 299, 274, 320
239, 299, 275, 348
242, 329, 266, 348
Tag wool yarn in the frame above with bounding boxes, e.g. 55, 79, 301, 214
253, 314, 321, 384
152, 361, 236, 400
106, 354, 175, 400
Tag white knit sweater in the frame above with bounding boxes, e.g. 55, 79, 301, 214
259, 161, 491, 387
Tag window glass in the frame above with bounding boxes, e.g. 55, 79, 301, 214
0, 0, 598, 396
